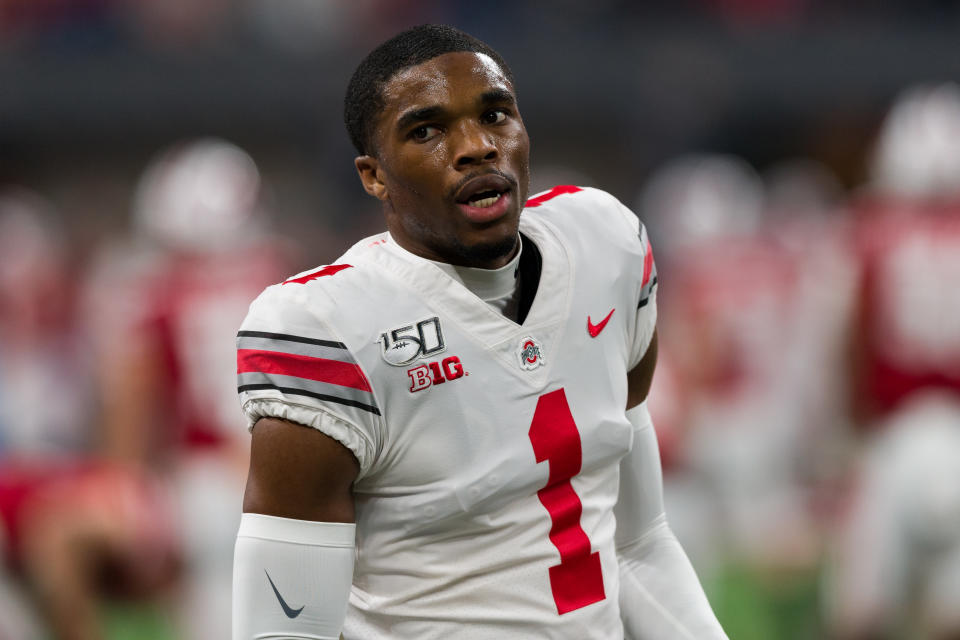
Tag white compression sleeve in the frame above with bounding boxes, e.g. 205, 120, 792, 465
233, 513, 355, 640
615, 404, 728, 640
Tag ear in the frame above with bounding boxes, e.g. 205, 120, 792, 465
355, 156, 388, 200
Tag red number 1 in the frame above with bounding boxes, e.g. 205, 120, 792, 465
528, 388, 606, 615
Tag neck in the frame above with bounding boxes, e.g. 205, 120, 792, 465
384, 211, 520, 268
386, 233, 523, 318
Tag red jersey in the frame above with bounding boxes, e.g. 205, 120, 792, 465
851, 198, 960, 419
659, 235, 803, 404
86, 241, 292, 453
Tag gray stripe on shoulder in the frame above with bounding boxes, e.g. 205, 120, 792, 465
237, 334, 357, 363
237, 372, 375, 406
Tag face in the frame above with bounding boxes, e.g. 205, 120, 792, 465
355, 51, 531, 269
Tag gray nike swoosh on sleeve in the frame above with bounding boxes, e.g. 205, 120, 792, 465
265, 570, 305, 618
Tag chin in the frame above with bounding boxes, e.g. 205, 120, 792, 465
453, 232, 519, 267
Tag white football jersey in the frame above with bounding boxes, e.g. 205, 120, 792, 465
237, 186, 658, 639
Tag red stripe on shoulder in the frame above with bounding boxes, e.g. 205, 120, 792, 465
525, 185, 583, 208
283, 264, 352, 285
237, 349, 372, 392
641, 242, 655, 287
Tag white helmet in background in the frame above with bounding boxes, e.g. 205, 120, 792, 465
638, 153, 764, 251
133, 137, 266, 252
870, 82, 960, 200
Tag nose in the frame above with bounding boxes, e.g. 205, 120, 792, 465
453, 122, 497, 168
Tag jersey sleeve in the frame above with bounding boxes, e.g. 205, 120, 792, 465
601, 191, 658, 370
236, 283, 382, 479
629, 220, 658, 369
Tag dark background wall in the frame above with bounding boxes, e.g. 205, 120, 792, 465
2, 0, 958, 265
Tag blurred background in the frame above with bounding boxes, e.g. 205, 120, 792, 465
2, 1, 960, 639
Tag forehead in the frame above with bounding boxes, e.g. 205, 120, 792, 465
379, 51, 513, 118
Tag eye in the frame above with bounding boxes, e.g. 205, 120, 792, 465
410, 125, 440, 141
483, 109, 507, 125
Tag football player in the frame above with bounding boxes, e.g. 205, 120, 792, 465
640, 153, 854, 637
825, 82, 960, 640
84, 138, 293, 639
232, 25, 728, 639
0, 189, 176, 640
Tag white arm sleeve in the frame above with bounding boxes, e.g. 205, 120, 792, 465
233, 513, 355, 640
615, 404, 728, 640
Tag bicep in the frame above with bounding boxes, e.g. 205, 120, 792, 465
243, 417, 360, 523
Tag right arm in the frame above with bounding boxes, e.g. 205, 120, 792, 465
231, 273, 381, 639
232, 418, 360, 640
243, 417, 359, 522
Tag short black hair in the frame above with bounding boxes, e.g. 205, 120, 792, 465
344, 24, 515, 157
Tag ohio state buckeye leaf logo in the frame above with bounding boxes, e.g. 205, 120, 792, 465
517, 336, 545, 371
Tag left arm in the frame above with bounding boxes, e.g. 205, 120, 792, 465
626, 330, 658, 410
617, 338, 728, 640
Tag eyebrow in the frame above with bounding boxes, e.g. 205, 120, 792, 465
479, 89, 516, 107
396, 106, 447, 133
395, 89, 517, 133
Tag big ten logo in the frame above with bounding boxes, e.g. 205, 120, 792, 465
379, 317, 445, 366
408, 356, 466, 392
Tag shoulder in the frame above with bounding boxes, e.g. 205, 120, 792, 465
243, 232, 391, 331
526, 184, 623, 211
525, 185, 642, 237
242, 267, 346, 335
524, 185, 647, 257
237, 247, 386, 476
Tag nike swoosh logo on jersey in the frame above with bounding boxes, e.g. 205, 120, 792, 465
587, 309, 615, 338
265, 570, 305, 619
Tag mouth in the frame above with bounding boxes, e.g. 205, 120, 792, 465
454, 173, 515, 223
455, 173, 513, 205
464, 190, 504, 209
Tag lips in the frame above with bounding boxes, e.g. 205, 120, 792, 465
454, 173, 513, 205
452, 173, 516, 224
456, 191, 512, 224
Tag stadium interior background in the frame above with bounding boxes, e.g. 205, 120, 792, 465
2, 2, 960, 639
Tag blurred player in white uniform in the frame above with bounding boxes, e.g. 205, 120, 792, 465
640, 154, 853, 637
232, 25, 727, 639
84, 138, 293, 640
825, 83, 960, 640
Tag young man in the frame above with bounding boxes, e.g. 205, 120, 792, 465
233, 24, 727, 639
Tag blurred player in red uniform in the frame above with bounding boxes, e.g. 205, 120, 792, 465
641, 153, 853, 637
84, 138, 295, 640
0, 189, 177, 640
825, 83, 960, 640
